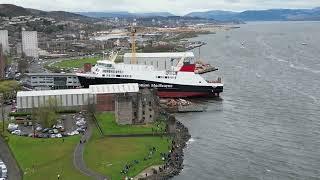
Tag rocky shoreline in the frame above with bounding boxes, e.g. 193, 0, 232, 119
138, 118, 191, 180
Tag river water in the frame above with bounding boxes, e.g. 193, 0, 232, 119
174, 22, 320, 180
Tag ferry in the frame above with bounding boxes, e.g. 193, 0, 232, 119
76, 59, 223, 98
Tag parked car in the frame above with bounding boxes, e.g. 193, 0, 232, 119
0, 160, 7, 179
36, 126, 42, 132
50, 134, 56, 138
7, 123, 18, 132
76, 128, 85, 133
11, 129, 21, 136
42, 128, 50, 133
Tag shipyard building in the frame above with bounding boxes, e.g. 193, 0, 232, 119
123, 52, 195, 70
17, 83, 159, 125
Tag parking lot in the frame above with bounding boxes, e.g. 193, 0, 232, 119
7, 111, 88, 139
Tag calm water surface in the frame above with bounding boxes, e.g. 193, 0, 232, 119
174, 21, 320, 180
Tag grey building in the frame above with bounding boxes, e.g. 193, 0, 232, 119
22, 31, 38, 59
17, 83, 139, 112
23, 73, 81, 90
0, 30, 9, 54
17, 83, 159, 125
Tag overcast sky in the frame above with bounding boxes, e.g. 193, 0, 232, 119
2, 0, 320, 15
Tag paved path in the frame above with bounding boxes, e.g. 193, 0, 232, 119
0, 136, 22, 180
73, 123, 108, 180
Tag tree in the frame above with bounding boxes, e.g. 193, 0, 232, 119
33, 98, 60, 128
17, 58, 29, 74
0, 80, 21, 100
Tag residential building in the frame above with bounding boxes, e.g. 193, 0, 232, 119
22, 31, 38, 59
0, 30, 9, 54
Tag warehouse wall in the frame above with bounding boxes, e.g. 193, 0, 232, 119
17, 93, 95, 111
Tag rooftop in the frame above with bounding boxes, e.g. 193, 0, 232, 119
124, 52, 194, 58
26, 73, 77, 76
89, 83, 139, 94
17, 83, 139, 97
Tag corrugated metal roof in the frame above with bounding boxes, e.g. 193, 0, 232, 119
17, 83, 139, 97
89, 83, 139, 94
124, 52, 194, 58
26, 73, 77, 76
17, 89, 90, 97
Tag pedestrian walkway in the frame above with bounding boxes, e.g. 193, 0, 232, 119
73, 122, 108, 180
0, 137, 22, 180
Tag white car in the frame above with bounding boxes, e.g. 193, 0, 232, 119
1, 168, 7, 178
7, 123, 18, 132
56, 134, 62, 138
0, 161, 7, 179
11, 129, 21, 136
76, 120, 86, 126
50, 134, 56, 138
36, 126, 42, 131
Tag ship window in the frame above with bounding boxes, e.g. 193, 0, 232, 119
116, 75, 120, 77
102, 74, 105, 77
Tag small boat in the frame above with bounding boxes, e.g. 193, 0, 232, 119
301, 43, 308, 45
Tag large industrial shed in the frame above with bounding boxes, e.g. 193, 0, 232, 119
123, 52, 195, 70
17, 83, 139, 112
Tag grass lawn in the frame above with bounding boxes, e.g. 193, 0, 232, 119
0, 123, 90, 180
52, 56, 101, 69
84, 123, 171, 180
95, 112, 166, 135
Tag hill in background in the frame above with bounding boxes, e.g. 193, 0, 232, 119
186, 7, 320, 21
0, 4, 97, 22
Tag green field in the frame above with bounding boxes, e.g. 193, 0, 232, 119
84, 116, 171, 180
52, 56, 101, 69
8, 135, 90, 180
96, 112, 166, 135
0, 123, 90, 180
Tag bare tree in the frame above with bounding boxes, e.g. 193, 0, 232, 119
33, 98, 60, 128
